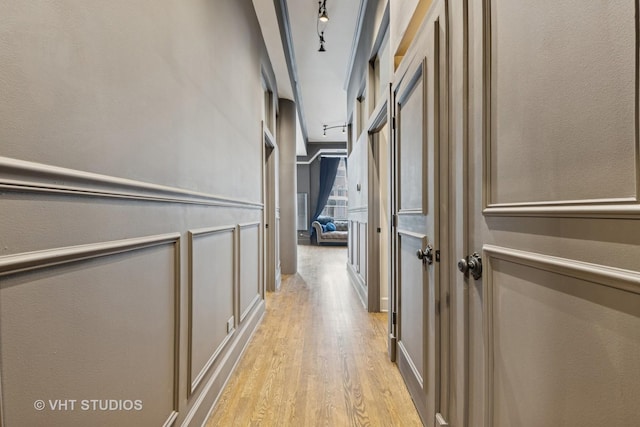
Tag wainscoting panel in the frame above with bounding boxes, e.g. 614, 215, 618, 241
358, 222, 368, 283
275, 211, 281, 290
0, 235, 180, 427
354, 221, 360, 272
483, 245, 640, 426
239, 222, 262, 323
348, 220, 355, 266
188, 226, 236, 396
346, 219, 369, 309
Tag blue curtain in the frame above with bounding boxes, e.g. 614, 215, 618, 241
310, 157, 341, 233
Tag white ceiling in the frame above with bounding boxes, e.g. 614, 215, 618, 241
253, 0, 361, 151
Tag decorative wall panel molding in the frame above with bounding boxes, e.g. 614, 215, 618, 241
239, 222, 262, 323
0, 156, 263, 209
0, 233, 181, 427
358, 222, 368, 281
346, 262, 368, 309
0, 233, 180, 277
349, 220, 356, 265
187, 226, 236, 396
178, 298, 265, 427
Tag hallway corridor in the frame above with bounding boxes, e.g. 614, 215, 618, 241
206, 245, 421, 426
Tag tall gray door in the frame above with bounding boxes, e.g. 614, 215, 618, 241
391, 5, 448, 423
462, 1, 640, 426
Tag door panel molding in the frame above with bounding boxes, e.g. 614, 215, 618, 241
397, 230, 428, 376
483, 244, 640, 426
481, 0, 639, 213
397, 230, 430, 422
396, 58, 429, 215
484, 200, 640, 219
484, 244, 640, 296
398, 339, 425, 393
397, 229, 429, 241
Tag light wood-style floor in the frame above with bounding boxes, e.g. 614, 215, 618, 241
205, 244, 422, 426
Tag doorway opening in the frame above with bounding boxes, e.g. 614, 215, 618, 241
367, 116, 391, 314
263, 125, 280, 292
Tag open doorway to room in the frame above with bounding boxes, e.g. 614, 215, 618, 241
297, 146, 349, 290
263, 124, 281, 292
349, 100, 391, 314
296, 145, 349, 247
368, 121, 391, 314
318, 157, 348, 221
309, 156, 348, 247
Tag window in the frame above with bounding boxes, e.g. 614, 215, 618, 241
320, 158, 348, 220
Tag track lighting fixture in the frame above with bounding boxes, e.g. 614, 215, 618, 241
322, 123, 346, 137
318, 0, 329, 22
318, 32, 326, 52
317, 0, 328, 52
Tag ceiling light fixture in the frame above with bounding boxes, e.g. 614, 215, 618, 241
317, 0, 328, 52
323, 123, 346, 137
318, 0, 329, 22
318, 32, 326, 52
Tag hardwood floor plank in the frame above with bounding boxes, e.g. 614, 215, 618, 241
206, 245, 422, 426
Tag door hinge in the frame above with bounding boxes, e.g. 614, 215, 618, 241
435, 250, 440, 262
392, 116, 396, 130
377, 227, 381, 233
392, 311, 397, 325
392, 214, 398, 228
265, 224, 269, 229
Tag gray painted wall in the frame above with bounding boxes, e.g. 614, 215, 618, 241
0, 1, 275, 426
297, 165, 311, 213
277, 99, 297, 274
345, 0, 388, 310
346, 0, 387, 120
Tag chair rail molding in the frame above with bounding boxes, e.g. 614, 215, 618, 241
0, 156, 263, 209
